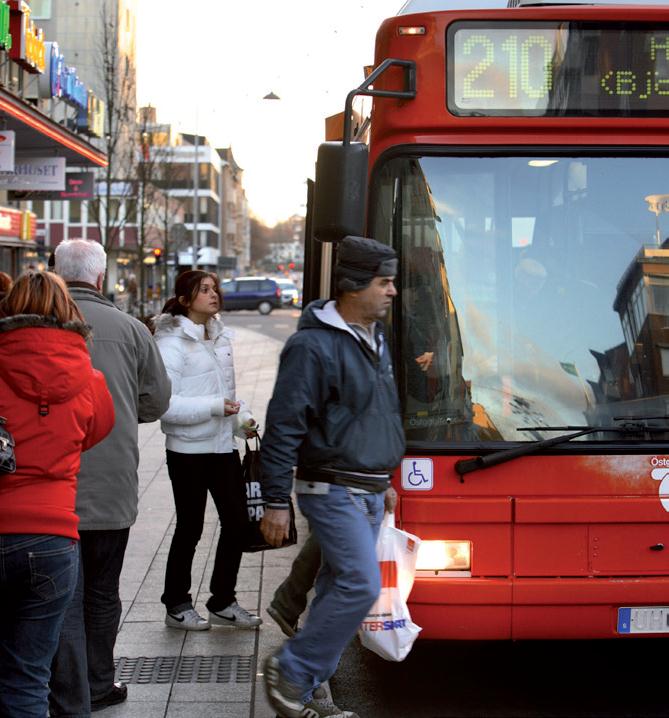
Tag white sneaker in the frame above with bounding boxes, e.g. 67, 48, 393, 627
165, 607, 210, 631
209, 601, 262, 628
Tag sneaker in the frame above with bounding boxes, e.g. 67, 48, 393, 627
264, 654, 304, 718
267, 604, 298, 637
300, 685, 360, 717
209, 601, 262, 628
91, 682, 128, 712
165, 607, 210, 630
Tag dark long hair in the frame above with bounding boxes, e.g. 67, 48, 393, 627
162, 270, 223, 317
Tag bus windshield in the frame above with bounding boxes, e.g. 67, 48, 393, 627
370, 153, 669, 443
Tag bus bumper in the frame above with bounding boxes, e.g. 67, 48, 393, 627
410, 576, 669, 639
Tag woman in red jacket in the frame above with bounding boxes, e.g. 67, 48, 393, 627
0, 271, 115, 718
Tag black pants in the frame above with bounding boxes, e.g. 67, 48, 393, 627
50, 527, 130, 716
162, 450, 247, 613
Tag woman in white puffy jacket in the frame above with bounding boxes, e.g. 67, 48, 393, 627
154, 270, 262, 631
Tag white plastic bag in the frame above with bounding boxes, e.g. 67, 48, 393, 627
358, 512, 422, 661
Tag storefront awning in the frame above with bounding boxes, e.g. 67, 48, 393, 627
0, 87, 107, 169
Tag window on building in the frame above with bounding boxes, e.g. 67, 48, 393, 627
126, 199, 137, 223
69, 201, 82, 223
649, 276, 669, 316
51, 201, 63, 221
31, 0, 51, 18
661, 347, 669, 377
30, 200, 44, 218
108, 199, 121, 224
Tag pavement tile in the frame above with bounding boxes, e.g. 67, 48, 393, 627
181, 629, 255, 656
101, 700, 168, 717
166, 703, 250, 717
170, 682, 252, 702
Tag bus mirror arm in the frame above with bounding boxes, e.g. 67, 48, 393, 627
343, 58, 416, 145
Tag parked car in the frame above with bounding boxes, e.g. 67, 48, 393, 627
220, 277, 282, 315
275, 279, 300, 307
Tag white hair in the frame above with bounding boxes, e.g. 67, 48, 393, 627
55, 239, 107, 285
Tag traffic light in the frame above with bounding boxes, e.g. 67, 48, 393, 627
153, 247, 163, 264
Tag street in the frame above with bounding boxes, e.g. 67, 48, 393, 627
221, 307, 300, 344
331, 629, 669, 717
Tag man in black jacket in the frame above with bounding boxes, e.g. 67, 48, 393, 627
260, 236, 405, 718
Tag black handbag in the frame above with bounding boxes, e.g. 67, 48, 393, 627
0, 416, 16, 474
242, 437, 297, 552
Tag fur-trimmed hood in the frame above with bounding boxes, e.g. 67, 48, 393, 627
0, 313, 91, 338
0, 313, 95, 406
152, 312, 231, 343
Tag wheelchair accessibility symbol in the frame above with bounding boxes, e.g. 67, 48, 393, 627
401, 458, 433, 491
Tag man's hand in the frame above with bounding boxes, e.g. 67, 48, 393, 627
415, 352, 434, 372
384, 486, 398, 513
260, 507, 291, 547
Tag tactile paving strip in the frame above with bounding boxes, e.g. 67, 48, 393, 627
114, 655, 253, 684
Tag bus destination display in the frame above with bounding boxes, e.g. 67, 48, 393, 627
448, 22, 669, 116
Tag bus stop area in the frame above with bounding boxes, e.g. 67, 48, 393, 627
101, 324, 304, 718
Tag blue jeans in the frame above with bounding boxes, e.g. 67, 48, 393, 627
50, 528, 130, 717
0, 534, 78, 718
278, 485, 384, 702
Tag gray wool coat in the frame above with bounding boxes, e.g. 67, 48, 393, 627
69, 286, 171, 530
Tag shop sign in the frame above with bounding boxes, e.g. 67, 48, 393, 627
34, 171, 94, 200
61, 65, 87, 111
0, 130, 15, 172
37, 41, 63, 99
76, 91, 105, 138
0, 2, 12, 51
9, 0, 45, 74
0, 206, 22, 237
0, 156, 65, 190
20, 209, 35, 240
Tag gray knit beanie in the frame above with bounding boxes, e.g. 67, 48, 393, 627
334, 236, 398, 293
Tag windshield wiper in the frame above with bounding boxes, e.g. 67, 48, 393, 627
454, 420, 669, 480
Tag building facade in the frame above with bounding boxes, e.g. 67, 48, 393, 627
0, 0, 107, 275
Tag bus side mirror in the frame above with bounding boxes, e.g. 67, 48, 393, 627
313, 141, 368, 242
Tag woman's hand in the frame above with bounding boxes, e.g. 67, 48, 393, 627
224, 400, 240, 416
242, 418, 258, 439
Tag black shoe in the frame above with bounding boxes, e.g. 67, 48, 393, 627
267, 604, 298, 637
91, 682, 128, 712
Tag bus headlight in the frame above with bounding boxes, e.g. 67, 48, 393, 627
416, 540, 471, 571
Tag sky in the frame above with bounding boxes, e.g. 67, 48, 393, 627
135, 1, 404, 226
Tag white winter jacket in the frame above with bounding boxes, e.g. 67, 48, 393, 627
153, 313, 251, 454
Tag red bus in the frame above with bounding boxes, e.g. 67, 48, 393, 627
304, 0, 669, 640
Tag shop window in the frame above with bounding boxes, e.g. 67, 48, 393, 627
31, 201, 44, 218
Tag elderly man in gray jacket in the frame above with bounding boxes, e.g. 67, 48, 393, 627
49, 239, 171, 716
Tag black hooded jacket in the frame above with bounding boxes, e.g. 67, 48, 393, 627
260, 299, 406, 506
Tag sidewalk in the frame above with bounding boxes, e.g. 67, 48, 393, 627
101, 325, 305, 718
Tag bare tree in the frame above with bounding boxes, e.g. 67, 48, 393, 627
89, 0, 138, 295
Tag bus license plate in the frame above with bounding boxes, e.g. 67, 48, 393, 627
617, 607, 669, 634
